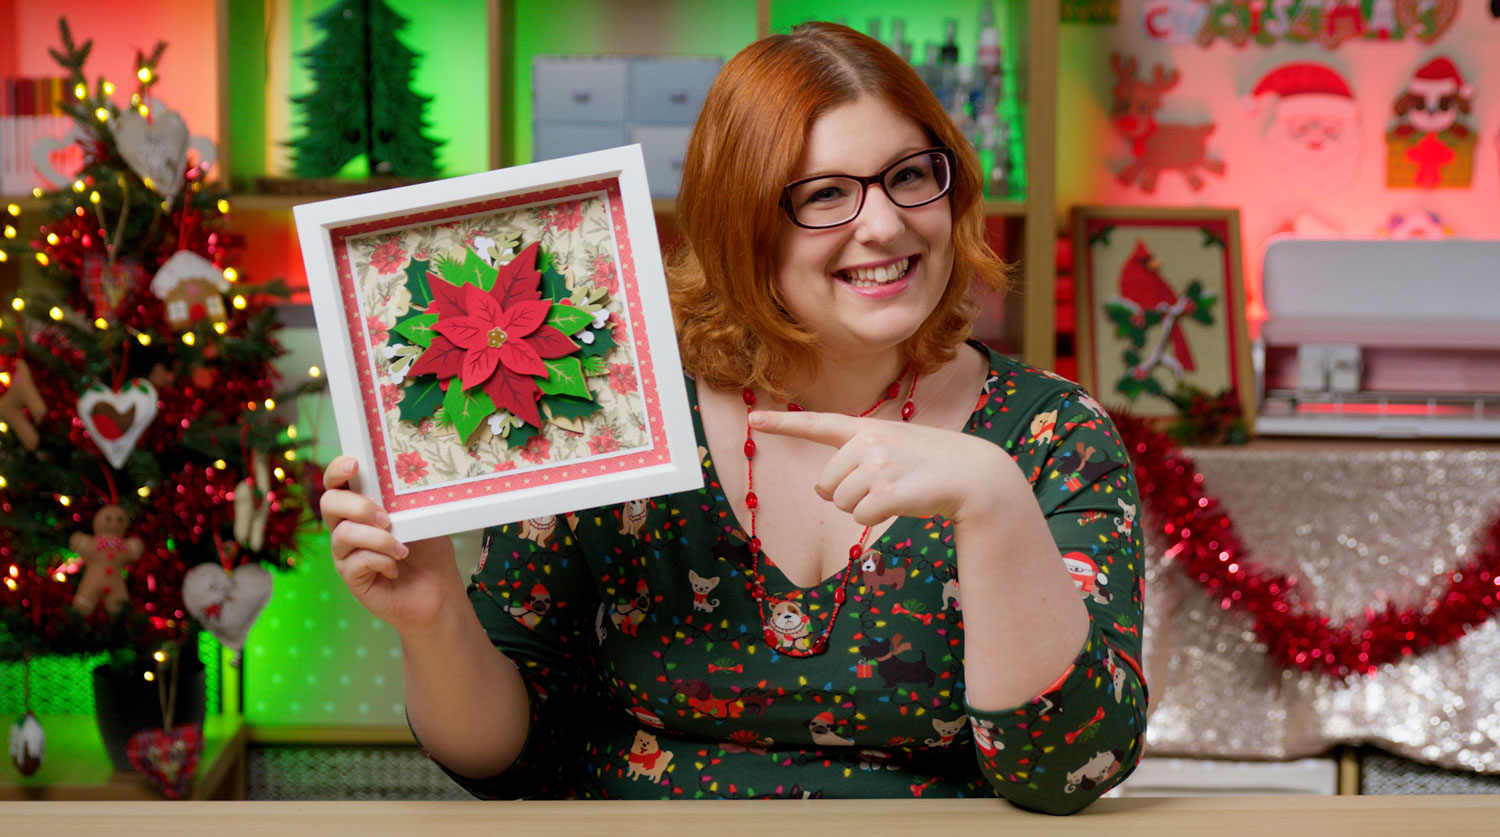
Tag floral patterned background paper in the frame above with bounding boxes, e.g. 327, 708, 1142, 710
343, 191, 649, 492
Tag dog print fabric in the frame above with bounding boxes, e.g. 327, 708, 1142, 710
417, 344, 1146, 814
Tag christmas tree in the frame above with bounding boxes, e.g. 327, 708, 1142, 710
0, 21, 318, 667
289, 0, 443, 178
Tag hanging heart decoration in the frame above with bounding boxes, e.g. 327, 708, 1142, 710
81, 254, 148, 318
112, 100, 191, 198
8, 711, 45, 777
182, 562, 274, 653
77, 378, 158, 469
28, 124, 86, 189
126, 724, 202, 799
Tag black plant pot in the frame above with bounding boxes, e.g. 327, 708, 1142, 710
91, 658, 207, 772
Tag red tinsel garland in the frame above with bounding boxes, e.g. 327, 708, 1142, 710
1112, 411, 1500, 679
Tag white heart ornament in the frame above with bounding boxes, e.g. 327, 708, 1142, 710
182, 563, 273, 652
77, 379, 158, 469
29, 124, 86, 189
113, 102, 190, 197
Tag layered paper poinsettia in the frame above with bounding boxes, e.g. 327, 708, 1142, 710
387, 239, 615, 447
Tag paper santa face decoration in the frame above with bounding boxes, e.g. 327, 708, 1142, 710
150, 250, 231, 331
1246, 62, 1362, 196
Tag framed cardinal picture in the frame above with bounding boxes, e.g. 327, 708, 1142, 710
1071, 206, 1255, 431
296, 146, 701, 542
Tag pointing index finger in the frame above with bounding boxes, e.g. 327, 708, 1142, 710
748, 409, 862, 447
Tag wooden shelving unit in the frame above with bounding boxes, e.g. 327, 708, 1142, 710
5, 0, 1059, 366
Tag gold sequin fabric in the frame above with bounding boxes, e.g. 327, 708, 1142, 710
1142, 442, 1500, 773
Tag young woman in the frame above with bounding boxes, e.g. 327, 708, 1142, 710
320, 23, 1145, 813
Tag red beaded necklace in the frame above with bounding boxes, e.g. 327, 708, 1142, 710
741, 366, 919, 656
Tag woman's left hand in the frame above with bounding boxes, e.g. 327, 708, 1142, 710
748, 409, 1015, 527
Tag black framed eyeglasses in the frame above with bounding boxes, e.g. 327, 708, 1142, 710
780, 147, 954, 229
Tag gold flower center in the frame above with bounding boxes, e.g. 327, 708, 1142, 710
487, 327, 508, 348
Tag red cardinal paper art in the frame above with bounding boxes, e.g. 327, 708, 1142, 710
1118, 239, 1194, 375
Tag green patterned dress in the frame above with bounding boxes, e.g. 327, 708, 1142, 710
419, 343, 1147, 814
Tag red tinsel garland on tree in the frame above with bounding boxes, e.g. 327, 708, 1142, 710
1112, 411, 1500, 679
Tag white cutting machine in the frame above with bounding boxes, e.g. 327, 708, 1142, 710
1256, 237, 1500, 438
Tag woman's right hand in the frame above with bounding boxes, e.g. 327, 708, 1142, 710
320, 456, 465, 635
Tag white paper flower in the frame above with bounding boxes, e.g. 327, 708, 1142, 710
473, 236, 499, 267
487, 410, 522, 436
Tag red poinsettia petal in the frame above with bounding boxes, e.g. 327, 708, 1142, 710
433, 316, 494, 350
492, 241, 543, 308
524, 325, 578, 359
462, 282, 504, 325
484, 368, 543, 428
460, 347, 502, 389
407, 335, 464, 379
428, 270, 466, 317
501, 299, 552, 337
498, 339, 546, 377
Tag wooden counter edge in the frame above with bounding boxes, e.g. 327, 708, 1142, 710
2, 795, 1499, 835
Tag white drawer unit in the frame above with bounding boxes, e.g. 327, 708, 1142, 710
628, 57, 720, 124
531, 55, 720, 198
531, 57, 629, 123
628, 124, 693, 199
532, 123, 630, 163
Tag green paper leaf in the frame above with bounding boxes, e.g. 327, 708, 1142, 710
536, 357, 589, 399
579, 327, 616, 360
506, 422, 540, 450
398, 377, 446, 425
436, 249, 500, 291
544, 304, 593, 336
539, 257, 570, 302
443, 382, 496, 443
393, 313, 439, 347
541, 394, 602, 423
581, 356, 607, 376
404, 259, 435, 309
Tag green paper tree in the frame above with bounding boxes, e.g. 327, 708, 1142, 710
289, 0, 443, 178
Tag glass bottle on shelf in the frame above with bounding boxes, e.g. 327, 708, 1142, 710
890, 18, 912, 64
919, 43, 940, 94
936, 18, 959, 116
976, 0, 1007, 197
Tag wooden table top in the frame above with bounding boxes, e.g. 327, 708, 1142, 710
3, 794, 1498, 835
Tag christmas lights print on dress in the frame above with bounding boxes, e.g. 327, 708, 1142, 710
417, 345, 1147, 811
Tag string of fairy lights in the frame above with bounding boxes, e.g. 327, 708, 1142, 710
0, 39, 321, 660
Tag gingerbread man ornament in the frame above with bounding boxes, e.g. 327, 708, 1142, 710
70, 504, 145, 614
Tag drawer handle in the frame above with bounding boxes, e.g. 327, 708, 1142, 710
668, 89, 689, 104
572, 88, 592, 103
670, 156, 684, 170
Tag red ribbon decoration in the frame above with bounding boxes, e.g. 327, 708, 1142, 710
1113, 411, 1500, 679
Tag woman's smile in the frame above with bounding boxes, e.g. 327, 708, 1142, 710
835, 254, 919, 298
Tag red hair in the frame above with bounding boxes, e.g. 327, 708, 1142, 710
669, 22, 1009, 400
